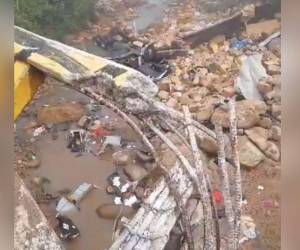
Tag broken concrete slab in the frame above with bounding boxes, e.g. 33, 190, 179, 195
14, 175, 64, 250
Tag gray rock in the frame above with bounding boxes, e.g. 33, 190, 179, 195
211, 100, 267, 129
191, 96, 218, 121
258, 117, 273, 129
31, 176, 50, 186
197, 134, 232, 157
264, 142, 280, 161
123, 164, 148, 181
271, 103, 281, 117
125, 98, 150, 115
257, 81, 273, 95
198, 136, 218, 154
271, 126, 281, 141
134, 186, 145, 199
24, 159, 41, 169
113, 151, 132, 166
238, 136, 264, 168
245, 127, 269, 151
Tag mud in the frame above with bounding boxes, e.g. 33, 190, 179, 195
15, 82, 144, 250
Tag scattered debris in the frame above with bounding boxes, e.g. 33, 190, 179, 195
240, 215, 257, 243
231, 39, 249, 50
33, 126, 46, 137
236, 54, 268, 100
67, 130, 86, 153
257, 185, 264, 191
258, 31, 281, 48
56, 183, 93, 215
114, 196, 123, 205
67, 183, 93, 204
56, 197, 78, 216
56, 215, 80, 240
78, 115, 91, 128
104, 135, 121, 147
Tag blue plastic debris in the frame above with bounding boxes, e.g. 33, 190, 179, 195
231, 40, 248, 50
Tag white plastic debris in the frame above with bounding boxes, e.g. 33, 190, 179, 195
257, 185, 264, 191
242, 199, 248, 205
56, 183, 93, 215
236, 54, 268, 100
120, 183, 131, 193
114, 196, 123, 205
56, 197, 77, 216
259, 31, 281, 47
124, 195, 138, 207
62, 223, 69, 230
112, 176, 121, 188
240, 215, 257, 242
104, 136, 121, 147
33, 126, 46, 137
68, 183, 93, 203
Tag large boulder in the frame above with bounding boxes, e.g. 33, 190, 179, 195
113, 151, 132, 166
245, 127, 269, 151
237, 136, 264, 168
123, 164, 148, 181
197, 133, 232, 157
211, 100, 267, 129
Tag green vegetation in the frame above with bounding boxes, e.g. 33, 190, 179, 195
15, 0, 97, 40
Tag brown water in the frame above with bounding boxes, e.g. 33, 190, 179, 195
27, 134, 115, 250
16, 82, 142, 250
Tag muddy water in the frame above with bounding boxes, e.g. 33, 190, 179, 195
16, 83, 143, 250
25, 134, 115, 250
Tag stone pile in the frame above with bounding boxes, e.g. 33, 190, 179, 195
155, 27, 281, 169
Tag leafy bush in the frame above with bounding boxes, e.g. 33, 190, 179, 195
15, 0, 96, 40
